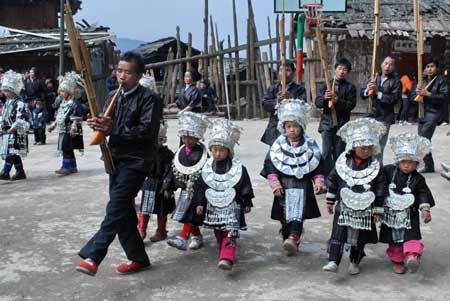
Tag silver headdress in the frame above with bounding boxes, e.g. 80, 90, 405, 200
139, 73, 153, 89
208, 119, 242, 156
276, 99, 312, 133
177, 111, 210, 139
58, 71, 80, 95
1, 70, 24, 95
337, 118, 387, 155
389, 132, 431, 163
158, 120, 168, 145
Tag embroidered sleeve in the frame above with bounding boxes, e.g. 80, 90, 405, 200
267, 173, 282, 192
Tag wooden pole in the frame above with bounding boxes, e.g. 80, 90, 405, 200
368, 0, 381, 114
59, 0, 65, 75
275, 15, 281, 73
232, 0, 241, 119
187, 32, 192, 70
280, 13, 287, 94
227, 34, 236, 113
316, 18, 338, 126
304, 21, 317, 106
203, 0, 209, 79
210, 16, 221, 104
216, 23, 226, 103
267, 16, 274, 84
289, 13, 295, 60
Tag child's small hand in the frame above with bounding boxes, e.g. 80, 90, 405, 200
196, 206, 204, 216
447, 130, 450, 136
373, 215, 381, 224
273, 188, 284, 199
244, 207, 251, 214
326, 203, 334, 215
422, 210, 432, 224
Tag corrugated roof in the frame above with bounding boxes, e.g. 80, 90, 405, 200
322, 0, 450, 38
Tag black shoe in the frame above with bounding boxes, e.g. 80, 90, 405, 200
11, 171, 26, 181
419, 167, 434, 173
0, 172, 10, 180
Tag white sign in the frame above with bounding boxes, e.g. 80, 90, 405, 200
393, 40, 431, 53
274, 0, 347, 13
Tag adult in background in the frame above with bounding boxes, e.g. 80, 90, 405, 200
106, 69, 119, 92
316, 58, 357, 180
411, 58, 449, 173
76, 52, 162, 276
175, 67, 202, 113
398, 69, 416, 126
43, 78, 58, 122
24, 67, 44, 105
261, 62, 307, 146
199, 79, 217, 113
361, 56, 401, 162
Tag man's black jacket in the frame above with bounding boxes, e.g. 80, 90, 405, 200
105, 85, 163, 173
261, 81, 306, 145
316, 78, 356, 132
361, 72, 401, 124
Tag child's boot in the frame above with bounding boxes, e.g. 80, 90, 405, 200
137, 212, 150, 240
150, 214, 168, 242
282, 234, 300, 256
405, 253, 420, 273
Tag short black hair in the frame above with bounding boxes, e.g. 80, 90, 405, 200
120, 51, 145, 74
278, 61, 296, 72
335, 58, 352, 72
424, 57, 440, 68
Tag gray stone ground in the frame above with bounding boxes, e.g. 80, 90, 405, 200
0, 118, 449, 301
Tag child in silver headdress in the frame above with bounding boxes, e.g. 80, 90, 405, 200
49, 71, 84, 175
379, 132, 434, 274
167, 112, 210, 251
194, 119, 254, 270
0, 70, 30, 181
323, 118, 387, 275
261, 99, 325, 256
137, 120, 175, 242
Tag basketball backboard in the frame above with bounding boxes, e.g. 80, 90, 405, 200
274, 0, 347, 13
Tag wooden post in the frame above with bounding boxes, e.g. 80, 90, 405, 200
262, 52, 272, 90
216, 23, 226, 103
150, 69, 159, 93
289, 13, 295, 60
275, 15, 280, 73
232, 0, 241, 119
304, 21, 317, 106
227, 34, 236, 113
186, 32, 192, 70
210, 16, 221, 104
203, 0, 209, 79
59, 0, 65, 75
267, 16, 274, 84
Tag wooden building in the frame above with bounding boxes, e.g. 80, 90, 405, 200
0, 0, 116, 104
319, 0, 450, 112
0, 0, 81, 29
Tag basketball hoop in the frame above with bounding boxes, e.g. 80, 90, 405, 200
303, 3, 323, 26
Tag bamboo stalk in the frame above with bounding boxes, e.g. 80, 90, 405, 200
267, 16, 274, 84
316, 18, 338, 127
186, 32, 192, 70
280, 13, 287, 94
368, 0, 381, 114
232, 0, 241, 119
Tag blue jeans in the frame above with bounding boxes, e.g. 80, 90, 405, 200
79, 161, 150, 265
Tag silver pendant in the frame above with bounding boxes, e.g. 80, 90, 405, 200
402, 187, 411, 194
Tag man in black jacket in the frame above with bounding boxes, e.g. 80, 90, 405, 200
361, 56, 401, 162
261, 62, 307, 146
316, 58, 356, 178
76, 52, 162, 276
412, 58, 449, 173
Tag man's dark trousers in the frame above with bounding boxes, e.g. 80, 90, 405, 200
79, 160, 150, 265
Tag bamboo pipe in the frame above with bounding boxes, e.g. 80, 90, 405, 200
280, 12, 287, 94
90, 85, 122, 145
316, 18, 338, 127
368, 0, 380, 101
415, 76, 437, 102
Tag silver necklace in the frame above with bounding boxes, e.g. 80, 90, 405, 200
335, 153, 379, 188
202, 157, 242, 191
173, 143, 207, 176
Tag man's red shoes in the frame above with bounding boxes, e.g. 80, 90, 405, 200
116, 261, 151, 275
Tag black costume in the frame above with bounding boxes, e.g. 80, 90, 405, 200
79, 84, 162, 266
260, 81, 307, 146
316, 78, 356, 178
140, 145, 175, 216
176, 85, 202, 113
326, 152, 386, 265
411, 75, 449, 171
379, 164, 435, 244
261, 135, 323, 239
361, 73, 401, 160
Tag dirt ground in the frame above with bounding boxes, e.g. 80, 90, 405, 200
1, 118, 449, 301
